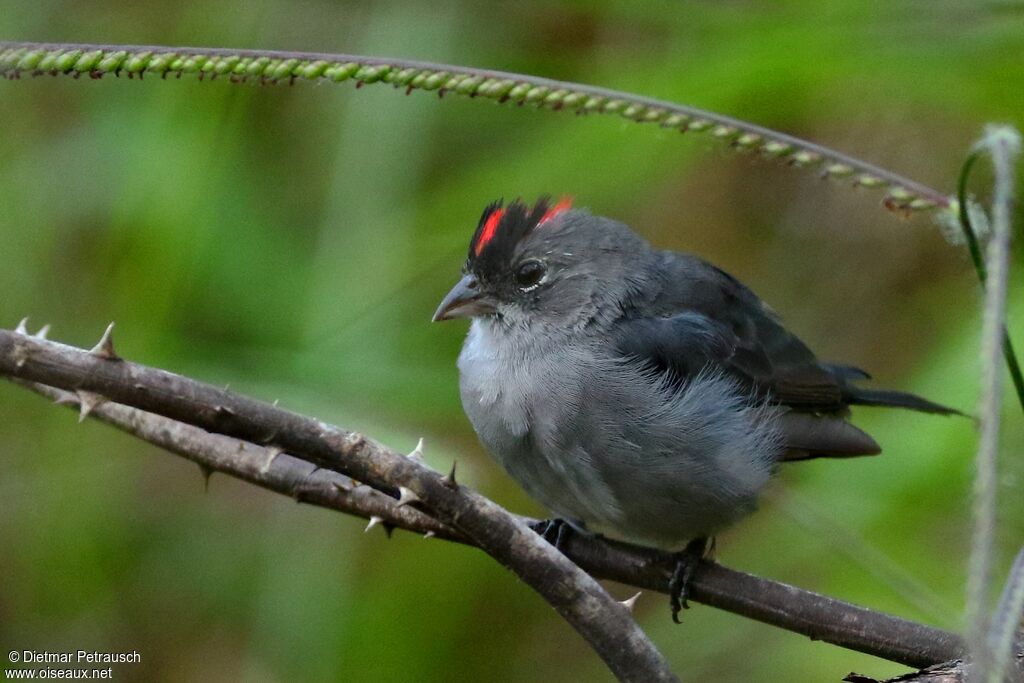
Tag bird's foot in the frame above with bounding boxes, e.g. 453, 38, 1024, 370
529, 518, 574, 551
669, 536, 712, 624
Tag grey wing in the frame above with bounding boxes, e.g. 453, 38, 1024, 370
610, 309, 881, 459
640, 252, 960, 416
640, 253, 851, 410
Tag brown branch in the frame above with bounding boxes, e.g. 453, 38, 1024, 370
14, 379, 457, 538
844, 661, 967, 683
14, 375, 970, 675
0, 327, 676, 683
0, 325, 971, 671
846, 653, 1022, 682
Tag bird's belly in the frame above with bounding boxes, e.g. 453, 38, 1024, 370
456, 332, 778, 551
457, 350, 621, 532
459, 369, 728, 549
473, 408, 749, 550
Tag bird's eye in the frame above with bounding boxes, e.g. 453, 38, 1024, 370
514, 260, 546, 289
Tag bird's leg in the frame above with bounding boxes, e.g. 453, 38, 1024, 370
528, 518, 574, 551
528, 518, 553, 536
554, 520, 573, 550
669, 536, 712, 624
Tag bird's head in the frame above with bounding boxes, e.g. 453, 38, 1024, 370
433, 197, 649, 331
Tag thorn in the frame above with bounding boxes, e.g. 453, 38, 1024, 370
260, 447, 282, 473
423, 530, 436, 539
53, 391, 79, 407
332, 480, 352, 494
76, 390, 105, 422
89, 322, 120, 360
407, 437, 425, 463
272, 399, 280, 407
442, 461, 458, 489
198, 463, 214, 491
214, 405, 235, 418
365, 516, 384, 533
15, 318, 29, 334
395, 486, 421, 509
383, 522, 395, 539
620, 592, 642, 612
35, 324, 50, 340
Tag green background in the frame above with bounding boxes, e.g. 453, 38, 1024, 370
1, 2, 1022, 681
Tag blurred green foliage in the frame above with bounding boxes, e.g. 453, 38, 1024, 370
1, 2, 1023, 681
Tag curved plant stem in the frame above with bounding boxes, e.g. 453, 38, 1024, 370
957, 151, 1024, 416
965, 125, 1020, 683
987, 547, 1024, 683
957, 154, 988, 280
0, 40, 951, 214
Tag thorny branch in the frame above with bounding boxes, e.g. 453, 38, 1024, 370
1, 325, 675, 683
0, 324, 994, 677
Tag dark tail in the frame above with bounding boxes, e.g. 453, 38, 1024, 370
845, 386, 965, 416
822, 362, 965, 416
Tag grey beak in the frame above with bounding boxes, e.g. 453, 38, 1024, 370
433, 275, 496, 322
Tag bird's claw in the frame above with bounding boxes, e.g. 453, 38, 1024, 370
530, 518, 573, 551
669, 537, 711, 624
